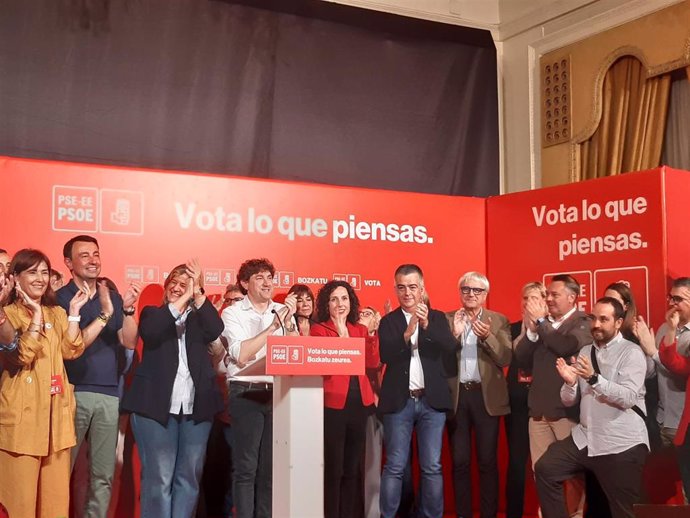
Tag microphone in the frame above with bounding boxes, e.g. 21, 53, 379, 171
271, 308, 286, 335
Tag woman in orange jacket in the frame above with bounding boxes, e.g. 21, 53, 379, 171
310, 280, 380, 518
0, 248, 87, 518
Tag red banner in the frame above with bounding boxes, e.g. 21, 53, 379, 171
487, 168, 670, 327
0, 156, 486, 310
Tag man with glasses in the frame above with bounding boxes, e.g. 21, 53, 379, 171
647, 277, 690, 501
515, 274, 591, 518
223, 283, 245, 308
378, 264, 457, 518
445, 272, 511, 518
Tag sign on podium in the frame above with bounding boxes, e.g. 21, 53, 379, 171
266, 335, 365, 518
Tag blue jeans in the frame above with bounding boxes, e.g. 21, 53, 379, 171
380, 396, 447, 518
131, 413, 212, 518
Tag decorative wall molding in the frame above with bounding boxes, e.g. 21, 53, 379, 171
526, 0, 686, 186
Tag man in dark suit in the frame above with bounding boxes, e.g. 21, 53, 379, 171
515, 274, 592, 518
378, 264, 457, 518
445, 271, 512, 518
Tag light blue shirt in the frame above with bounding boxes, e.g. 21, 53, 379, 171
561, 333, 649, 456
459, 310, 482, 383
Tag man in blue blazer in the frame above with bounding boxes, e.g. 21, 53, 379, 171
378, 264, 457, 518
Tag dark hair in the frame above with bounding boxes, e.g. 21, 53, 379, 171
63, 235, 99, 259
288, 283, 314, 301
9, 249, 57, 306
315, 280, 360, 325
672, 277, 690, 290
550, 274, 580, 296
237, 258, 275, 295
394, 264, 424, 281
596, 296, 625, 321
604, 282, 637, 338
0, 249, 7, 254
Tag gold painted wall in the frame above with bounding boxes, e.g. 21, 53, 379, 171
540, 0, 690, 186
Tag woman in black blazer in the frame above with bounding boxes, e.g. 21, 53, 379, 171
121, 259, 223, 518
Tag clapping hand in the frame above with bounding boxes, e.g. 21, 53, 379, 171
15, 283, 41, 313
415, 302, 429, 330
633, 315, 656, 357
97, 280, 114, 316
122, 281, 142, 310
666, 306, 680, 331
453, 309, 467, 339
283, 292, 297, 320
472, 317, 491, 340
185, 259, 203, 288
525, 298, 548, 324
556, 357, 578, 386
571, 355, 594, 380
69, 287, 90, 316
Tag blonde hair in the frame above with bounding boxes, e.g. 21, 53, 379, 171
522, 281, 546, 298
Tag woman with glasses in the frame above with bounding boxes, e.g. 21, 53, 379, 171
0, 249, 88, 518
288, 283, 315, 336
311, 280, 379, 518
121, 259, 224, 518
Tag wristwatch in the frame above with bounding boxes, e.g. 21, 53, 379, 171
123, 306, 136, 317
587, 373, 599, 385
97, 312, 112, 324
536, 316, 548, 327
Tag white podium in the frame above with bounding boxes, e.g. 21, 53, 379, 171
265, 335, 365, 518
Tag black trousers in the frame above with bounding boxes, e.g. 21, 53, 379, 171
447, 387, 500, 518
678, 428, 690, 502
324, 393, 371, 518
504, 382, 531, 518
535, 436, 647, 518
228, 383, 273, 518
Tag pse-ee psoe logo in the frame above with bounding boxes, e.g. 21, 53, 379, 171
271, 345, 304, 365
53, 185, 144, 235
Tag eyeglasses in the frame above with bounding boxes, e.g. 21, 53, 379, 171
359, 310, 375, 318
225, 296, 244, 304
667, 294, 690, 305
460, 286, 486, 295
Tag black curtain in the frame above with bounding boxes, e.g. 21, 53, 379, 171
0, 0, 499, 196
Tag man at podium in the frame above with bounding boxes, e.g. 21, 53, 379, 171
221, 258, 299, 518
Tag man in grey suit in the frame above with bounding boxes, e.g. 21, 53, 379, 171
515, 273, 591, 518
446, 271, 512, 518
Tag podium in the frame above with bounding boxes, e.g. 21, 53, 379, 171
261, 335, 366, 518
